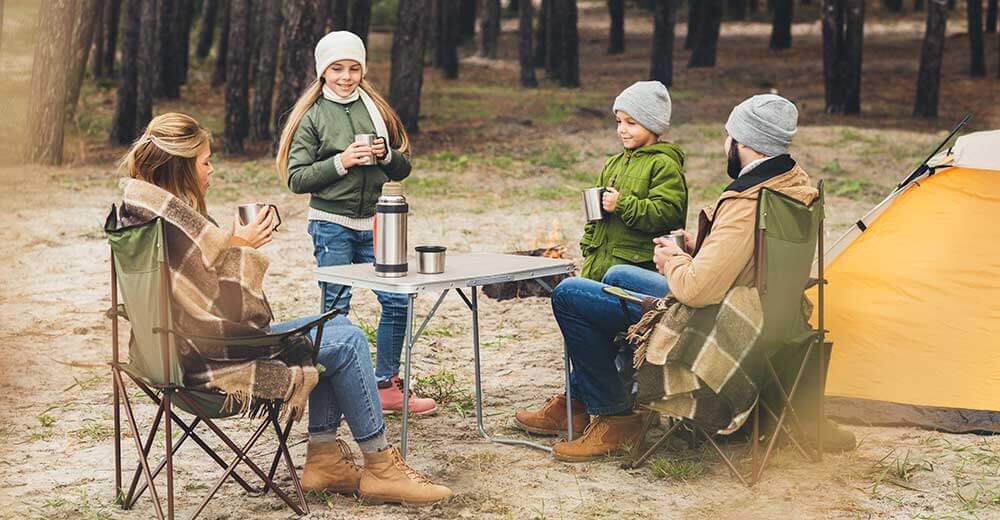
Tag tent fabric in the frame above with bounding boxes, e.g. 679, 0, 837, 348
812, 157, 1000, 432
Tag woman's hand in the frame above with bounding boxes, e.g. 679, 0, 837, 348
340, 141, 374, 169
602, 187, 621, 212
233, 207, 275, 249
371, 137, 388, 160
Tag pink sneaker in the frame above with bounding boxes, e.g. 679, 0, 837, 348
377, 375, 437, 415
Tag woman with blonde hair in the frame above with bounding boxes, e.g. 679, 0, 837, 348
117, 113, 452, 506
276, 31, 437, 416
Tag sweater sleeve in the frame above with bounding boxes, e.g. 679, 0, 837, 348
286, 112, 343, 194
379, 146, 412, 181
613, 157, 687, 234
662, 199, 755, 308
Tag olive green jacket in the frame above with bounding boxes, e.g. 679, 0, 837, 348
580, 142, 688, 281
286, 97, 411, 218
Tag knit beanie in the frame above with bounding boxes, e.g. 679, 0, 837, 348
725, 94, 798, 156
612, 81, 672, 136
314, 31, 366, 78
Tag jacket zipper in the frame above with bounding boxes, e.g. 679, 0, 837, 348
609, 149, 633, 189
343, 104, 366, 216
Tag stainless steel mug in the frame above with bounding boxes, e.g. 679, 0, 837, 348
374, 182, 408, 277
237, 203, 282, 230
354, 133, 377, 165
583, 187, 606, 222
668, 232, 686, 251
415, 246, 446, 274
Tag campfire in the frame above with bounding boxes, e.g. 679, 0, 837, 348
482, 221, 576, 301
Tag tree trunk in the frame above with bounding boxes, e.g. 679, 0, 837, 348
688, 0, 721, 67
213, 0, 230, 86
111, 0, 141, 145
544, 0, 562, 76
555, 0, 579, 86
685, 0, 700, 50
770, 0, 793, 49
350, 0, 372, 44
650, 0, 676, 87
607, 0, 625, 54
157, 0, 183, 98
179, 0, 193, 83
750, 0, 758, 12
534, 0, 547, 66
251, 0, 280, 141
914, 0, 947, 118
881, 0, 902, 12
987, 0, 997, 33
728, 0, 747, 20
196, 0, 218, 59
223, 0, 250, 152
101, 0, 121, 76
459, 0, 477, 41
947, 0, 954, 10
821, 0, 864, 114
92, 0, 106, 77
915, 0, 924, 10
272, 0, 318, 148
435, 0, 460, 78
967, 0, 985, 76
479, 0, 500, 58
390, 0, 429, 132
66, 0, 101, 120
332, 0, 349, 29
519, 0, 537, 86
24, 0, 75, 164
136, 0, 157, 130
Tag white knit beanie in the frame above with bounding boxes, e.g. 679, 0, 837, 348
314, 31, 366, 78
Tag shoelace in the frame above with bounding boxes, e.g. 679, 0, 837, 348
389, 447, 432, 484
337, 440, 362, 470
392, 378, 415, 397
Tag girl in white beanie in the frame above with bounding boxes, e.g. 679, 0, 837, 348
275, 32, 451, 506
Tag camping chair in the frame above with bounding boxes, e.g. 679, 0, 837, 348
612, 181, 831, 486
105, 209, 338, 520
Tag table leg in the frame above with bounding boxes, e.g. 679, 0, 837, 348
458, 287, 553, 452
398, 290, 450, 460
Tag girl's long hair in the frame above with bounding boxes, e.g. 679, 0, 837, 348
275, 77, 410, 181
121, 113, 212, 215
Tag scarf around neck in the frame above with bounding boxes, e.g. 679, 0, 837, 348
322, 84, 390, 143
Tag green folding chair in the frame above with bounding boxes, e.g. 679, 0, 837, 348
105, 207, 337, 520
621, 181, 831, 486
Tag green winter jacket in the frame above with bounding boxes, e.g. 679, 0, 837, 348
286, 97, 412, 218
579, 142, 688, 281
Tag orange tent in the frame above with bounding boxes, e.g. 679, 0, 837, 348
814, 130, 1000, 433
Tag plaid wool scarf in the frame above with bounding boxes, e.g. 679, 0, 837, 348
116, 178, 317, 420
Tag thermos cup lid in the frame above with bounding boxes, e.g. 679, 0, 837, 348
382, 182, 404, 197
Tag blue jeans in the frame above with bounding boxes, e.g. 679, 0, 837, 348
552, 264, 669, 416
309, 220, 410, 381
269, 315, 385, 442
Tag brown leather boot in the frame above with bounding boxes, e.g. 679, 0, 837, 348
300, 439, 363, 494
551, 413, 644, 462
359, 446, 453, 506
514, 394, 589, 436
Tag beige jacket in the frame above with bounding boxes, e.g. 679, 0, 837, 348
663, 164, 817, 308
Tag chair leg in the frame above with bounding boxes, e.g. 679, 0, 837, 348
113, 366, 123, 506
624, 418, 684, 470
765, 341, 821, 462
759, 400, 811, 461
267, 406, 309, 514
116, 371, 166, 520
124, 400, 167, 509
699, 428, 751, 487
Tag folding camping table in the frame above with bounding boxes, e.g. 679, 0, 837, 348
315, 253, 576, 458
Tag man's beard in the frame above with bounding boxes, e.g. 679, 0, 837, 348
727, 140, 743, 180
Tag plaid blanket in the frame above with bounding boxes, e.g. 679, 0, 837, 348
117, 178, 317, 420
627, 286, 764, 433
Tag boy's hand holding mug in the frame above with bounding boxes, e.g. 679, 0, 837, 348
602, 187, 621, 212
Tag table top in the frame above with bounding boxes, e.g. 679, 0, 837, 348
315, 252, 576, 294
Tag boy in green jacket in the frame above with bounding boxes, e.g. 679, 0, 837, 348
580, 81, 688, 281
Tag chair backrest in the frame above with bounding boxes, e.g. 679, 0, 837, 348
755, 183, 824, 352
106, 210, 184, 386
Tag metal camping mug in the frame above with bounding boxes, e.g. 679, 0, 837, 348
415, 246, 446, 274
354, 133, 377, 165
668, 232, 686, 251
583, 187, 606, 222
238, 203, 282, 230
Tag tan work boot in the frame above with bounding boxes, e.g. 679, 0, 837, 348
514, 394, 589, 436
359, 446, 452, 506
551, 413, 644, 462
300, 439, 363, 494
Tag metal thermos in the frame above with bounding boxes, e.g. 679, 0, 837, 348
374, 182, 408, 277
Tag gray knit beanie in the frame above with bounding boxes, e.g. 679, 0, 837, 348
612, 81, 672, 136
725, 94, 798, 156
